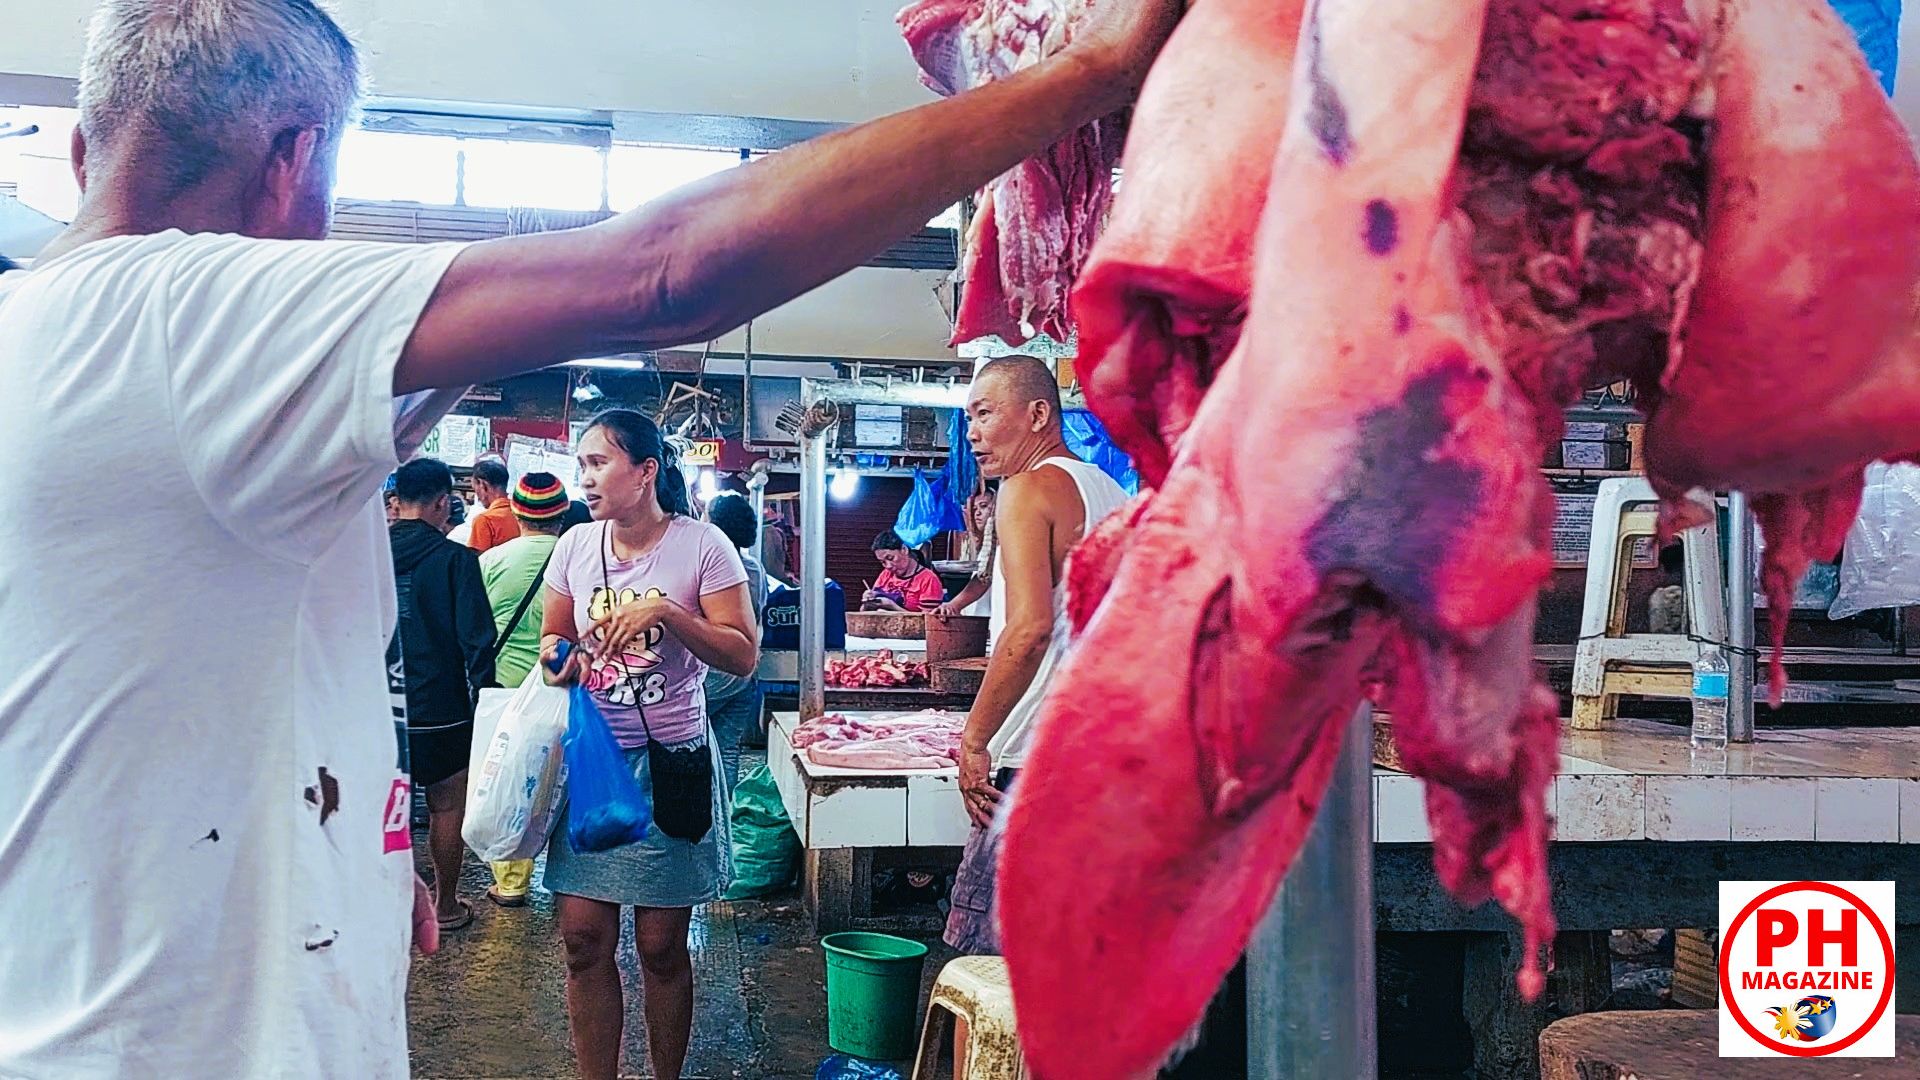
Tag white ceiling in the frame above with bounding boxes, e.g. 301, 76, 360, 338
0, 1, 934, 123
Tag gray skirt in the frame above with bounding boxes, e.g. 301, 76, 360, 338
544, 738, 732, 909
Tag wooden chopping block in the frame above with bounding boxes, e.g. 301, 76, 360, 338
932, 657, 990, 695
845, 610, 926, 640
926, 614, 990, 662
1540, 1011, 1920, 1079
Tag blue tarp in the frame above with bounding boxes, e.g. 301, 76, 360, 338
1064, 409, 1140, 496
1830, 0, 1900, 93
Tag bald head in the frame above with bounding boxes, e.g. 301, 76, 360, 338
966, 357, 1070, 477
973, 358, 1063, 428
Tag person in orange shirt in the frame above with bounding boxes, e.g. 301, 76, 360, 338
465, 457, 520, 553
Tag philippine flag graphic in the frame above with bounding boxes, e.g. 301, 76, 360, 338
1766, 995, 1839, 1043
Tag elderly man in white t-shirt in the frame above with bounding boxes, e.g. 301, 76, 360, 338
0, 1, 1182, 1075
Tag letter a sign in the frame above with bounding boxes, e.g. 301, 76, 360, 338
1719, 880, 1896, 1057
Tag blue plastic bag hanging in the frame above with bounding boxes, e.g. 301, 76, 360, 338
941, 408, 979, 504
548, 642, 652, 852
893, 467, 966, 549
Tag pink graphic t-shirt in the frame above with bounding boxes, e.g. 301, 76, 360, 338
546, 516, 749, 747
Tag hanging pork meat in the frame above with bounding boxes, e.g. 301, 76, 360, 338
1068, 0, 1304, 486
898, 0, 1124, 346
992, 1, 1920, 1078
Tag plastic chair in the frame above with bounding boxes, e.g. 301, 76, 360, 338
909, 956, 1029, 1080
1570, 478, 1728, 729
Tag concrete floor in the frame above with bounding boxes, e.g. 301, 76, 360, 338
406, 846, 950, 1080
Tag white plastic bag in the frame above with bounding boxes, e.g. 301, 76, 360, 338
1830, 462, 1920, 619
462, 668, 570, 862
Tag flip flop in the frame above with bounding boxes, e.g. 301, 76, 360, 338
486, 886, 528, 909
436, 899, 474, 932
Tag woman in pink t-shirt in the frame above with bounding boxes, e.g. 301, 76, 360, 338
537, 410, 757, 1080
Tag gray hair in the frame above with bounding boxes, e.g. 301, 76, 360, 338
78, 0, 363, 192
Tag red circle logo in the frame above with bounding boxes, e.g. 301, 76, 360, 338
1719, 880, 1896, 1057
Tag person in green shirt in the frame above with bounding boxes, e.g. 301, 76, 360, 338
475, 471, 569, 905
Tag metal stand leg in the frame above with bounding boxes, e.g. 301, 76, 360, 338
1247, 705, 1377, 1078
796, 384, 835, 722
1724, 492, 1756, 742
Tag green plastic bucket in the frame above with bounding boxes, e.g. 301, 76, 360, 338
821, 931, 930, 1060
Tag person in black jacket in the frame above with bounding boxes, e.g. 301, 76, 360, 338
387, 457, 496, 932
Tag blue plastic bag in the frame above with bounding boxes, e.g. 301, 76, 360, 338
815, 1055, 903, 1080
893, 467, 967, 548
548, 642, 652, 852
940, 408, 979, 507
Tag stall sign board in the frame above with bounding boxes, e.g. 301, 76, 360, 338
419, 414, 490, 467
505, 434, 579, 494
854, 404, 905, 448
684, 439, 723, 467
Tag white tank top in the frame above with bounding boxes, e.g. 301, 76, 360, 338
986, 456, 1131, 769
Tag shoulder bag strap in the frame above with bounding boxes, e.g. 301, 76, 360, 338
481, 548, 556, 672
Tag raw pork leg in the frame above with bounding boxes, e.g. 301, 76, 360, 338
897, 0, 1123, 345
1001, 0, 1920, 1075
1067, 0, 1304, 486
1641, 0, 1920, 693
998, 5, 1567, 1078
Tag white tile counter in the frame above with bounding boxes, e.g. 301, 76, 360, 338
1374, 719, 1920, 845
775, 711, 1920, 854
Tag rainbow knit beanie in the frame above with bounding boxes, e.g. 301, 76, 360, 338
511, 472, 569, 521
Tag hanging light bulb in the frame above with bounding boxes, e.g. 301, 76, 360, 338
830, 468, 861, 502
699, 468, 720, 499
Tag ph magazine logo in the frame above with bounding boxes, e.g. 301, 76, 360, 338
1719, 880, 1896, 1057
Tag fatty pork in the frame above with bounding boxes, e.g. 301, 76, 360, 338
898, 0, 1123, 345
998, 1, 1920, 1078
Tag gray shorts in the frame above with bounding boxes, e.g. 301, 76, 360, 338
943, 768, 1018, 954
544, 740, 733, 909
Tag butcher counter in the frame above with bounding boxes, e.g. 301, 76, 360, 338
769, 710, 1920, 1078
767, 711, 968, 933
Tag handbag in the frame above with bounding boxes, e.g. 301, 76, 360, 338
601, 524, 714, 844
638, 709, 714, 844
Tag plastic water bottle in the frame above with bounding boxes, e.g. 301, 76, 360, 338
1691, 643, 1730, 751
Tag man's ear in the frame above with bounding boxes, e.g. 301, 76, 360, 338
70, 126, 89, 192
254, 125, 325, 234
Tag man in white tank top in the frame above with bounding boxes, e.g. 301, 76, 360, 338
941, 358, 1130, 955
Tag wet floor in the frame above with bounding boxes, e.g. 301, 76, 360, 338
407, 841, 954, 1080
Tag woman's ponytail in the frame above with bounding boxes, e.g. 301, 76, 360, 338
654, 441, 691, 517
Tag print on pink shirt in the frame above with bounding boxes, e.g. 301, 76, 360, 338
584, 585, 667, 708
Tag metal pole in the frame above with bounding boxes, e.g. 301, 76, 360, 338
1247, 704, 1377, 1078
1725, 492, 1757, 742
796, 383, 834, 721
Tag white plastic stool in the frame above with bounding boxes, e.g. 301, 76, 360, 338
910, 956, 1029, 1080
1571, 478, 1728, 730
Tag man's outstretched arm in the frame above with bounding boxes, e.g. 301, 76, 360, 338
394, 0, 1182, 394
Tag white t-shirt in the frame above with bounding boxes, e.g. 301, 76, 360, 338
986, 456, 1130, 770
0, 230, 465, 1078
